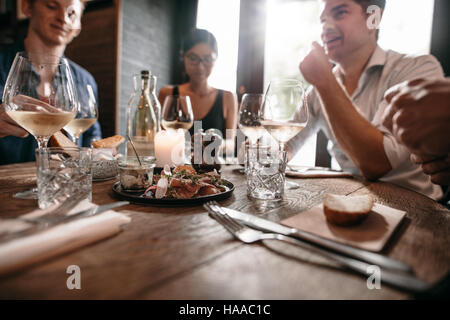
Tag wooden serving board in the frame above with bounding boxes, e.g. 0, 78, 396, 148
281, 203, 406, 252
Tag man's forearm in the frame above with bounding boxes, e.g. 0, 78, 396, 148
315, 79, 392, 180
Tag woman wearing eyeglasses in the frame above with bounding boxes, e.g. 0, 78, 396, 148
158, 28, 237, 142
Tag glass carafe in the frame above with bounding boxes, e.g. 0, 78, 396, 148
126, 70, 157, 158
148, 74, 162, 131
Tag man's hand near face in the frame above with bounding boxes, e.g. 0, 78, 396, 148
299, 42, 335, 89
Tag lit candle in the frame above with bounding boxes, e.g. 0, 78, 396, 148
154, 129, 185, 167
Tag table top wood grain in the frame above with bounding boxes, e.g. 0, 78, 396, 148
0, 162, 448, 299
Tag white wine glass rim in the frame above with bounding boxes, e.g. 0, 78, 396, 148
268, 78, 303, 87
16, 51, 69, 66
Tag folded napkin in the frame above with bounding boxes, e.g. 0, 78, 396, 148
0, 199, 131, 276
286, 167, 353, 178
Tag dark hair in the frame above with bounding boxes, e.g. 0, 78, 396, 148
182, 28, 218, 56
352, 0, 386, 11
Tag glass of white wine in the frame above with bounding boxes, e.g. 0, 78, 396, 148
239, 93, 265, 146
64, 84, 98, 145
238, 93, 265, 170
161, 95, 194, 131
261, 79, 308, 190
3, 52, 77, 148
2, 52, 78, 199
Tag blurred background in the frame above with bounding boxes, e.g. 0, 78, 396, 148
1, 0, 449, 166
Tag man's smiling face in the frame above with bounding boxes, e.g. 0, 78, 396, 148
25, 0, 83, 46
319, 0, 376, 63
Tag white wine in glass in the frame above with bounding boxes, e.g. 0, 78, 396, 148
260, 120, 305, 144
7, 110, 76, 138
64, 84, 98, 145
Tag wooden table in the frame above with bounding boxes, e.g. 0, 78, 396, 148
0, 162, 449, 299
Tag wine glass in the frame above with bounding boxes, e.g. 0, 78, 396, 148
261, 79, 308, 189
161, 95, 194, 130
63, 84, 98, 145
3, 52, 78, 199
238, 93, 265, 170
238, 93, 265, 146
161, 95, 194, 165
3, 52, 77, 148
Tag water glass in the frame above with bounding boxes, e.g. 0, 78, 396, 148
246, 145, 287, 200
36, 147, 92, 209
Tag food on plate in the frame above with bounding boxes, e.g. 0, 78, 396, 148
92, 135, 125, 149
323, 194, 374, 226
143, 165, 227, 199
48, 131, 77, 148
173, 165, 196, 175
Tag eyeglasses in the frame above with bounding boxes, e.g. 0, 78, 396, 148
185, 53, 216, 67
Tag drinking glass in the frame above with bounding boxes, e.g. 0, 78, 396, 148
64, 84, 98, 145
36, 147, 92, 209
2, 52, 78, 199
161, 95, 194, 131
247, 145, 286, 200
261, 79, 308, 189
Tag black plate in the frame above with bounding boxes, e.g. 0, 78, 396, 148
111, 179, 235, 206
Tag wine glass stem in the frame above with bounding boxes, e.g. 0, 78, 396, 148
36, 136, 49, 149
279, 142, 285, 153
73, 135, 80, 146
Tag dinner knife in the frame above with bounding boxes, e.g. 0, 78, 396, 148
221, 206, 412, 273
0, 201, 129, 243
287, 165, 344, 173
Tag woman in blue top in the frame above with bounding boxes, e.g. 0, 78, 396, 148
158, 29, 237, 142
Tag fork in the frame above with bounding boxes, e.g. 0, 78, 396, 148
204, 202, 430, 293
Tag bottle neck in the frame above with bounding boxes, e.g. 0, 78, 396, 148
141, 78, 150, 92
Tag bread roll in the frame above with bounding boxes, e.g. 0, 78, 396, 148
323, 194, 374, 226
48, 131, 77, 148
92, 135, 125, 149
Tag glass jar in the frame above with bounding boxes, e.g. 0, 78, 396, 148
118, 156, 156, 192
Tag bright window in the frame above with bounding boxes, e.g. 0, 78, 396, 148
378, 0, 434, 54
196, 0, 240, 92
264, 0, 321, 167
